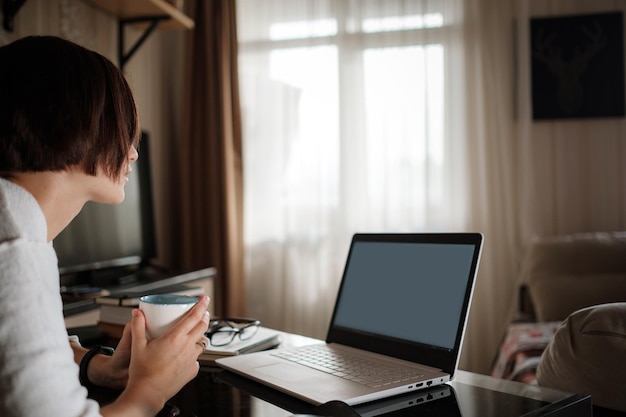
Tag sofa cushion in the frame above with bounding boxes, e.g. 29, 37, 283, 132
523, 232, 626, 321
536, 303, 626, 412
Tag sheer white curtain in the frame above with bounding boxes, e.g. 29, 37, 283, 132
236, 0, 515, 373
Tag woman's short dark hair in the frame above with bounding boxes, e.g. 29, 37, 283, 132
0, 35, 139, 179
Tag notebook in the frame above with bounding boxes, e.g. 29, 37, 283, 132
216, 233, 483, 406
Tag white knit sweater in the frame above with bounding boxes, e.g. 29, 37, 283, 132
0, 178, 101, 416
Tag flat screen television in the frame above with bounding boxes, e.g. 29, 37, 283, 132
55, 131, 157, 289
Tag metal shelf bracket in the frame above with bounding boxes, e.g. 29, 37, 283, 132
2, 0, 27, 32
118, 15, 169, 69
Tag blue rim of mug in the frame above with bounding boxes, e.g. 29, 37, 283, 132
139, 294, 199, 305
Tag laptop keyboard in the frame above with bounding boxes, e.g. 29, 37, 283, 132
270, 345, 424, 388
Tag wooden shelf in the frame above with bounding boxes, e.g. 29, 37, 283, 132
83, 0, 194, 69
85, 0, 194, 30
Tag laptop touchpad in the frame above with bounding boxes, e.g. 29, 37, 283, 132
255, 363, 323, 383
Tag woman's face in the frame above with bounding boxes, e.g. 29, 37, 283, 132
87, 145, 139, 204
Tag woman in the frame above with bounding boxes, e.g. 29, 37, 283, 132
0, 36, 210, 416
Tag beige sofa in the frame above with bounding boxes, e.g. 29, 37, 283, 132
491, 232, 626, 413
523, 231, 626, 322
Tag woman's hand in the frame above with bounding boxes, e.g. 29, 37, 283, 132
86, 322, 132, 389
101, 295, 211, 417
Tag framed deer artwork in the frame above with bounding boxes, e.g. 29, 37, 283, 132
530, 11, 624, 120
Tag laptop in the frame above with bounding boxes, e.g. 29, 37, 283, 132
217, 368, 459, 417
216, 233, 483, 406
353, 383, 458, 417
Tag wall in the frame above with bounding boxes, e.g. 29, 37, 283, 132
516, 0, 626, 242
2, 0, 186, 269
461, 0, 626, 373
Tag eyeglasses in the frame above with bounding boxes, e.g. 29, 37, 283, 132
205, 317, 261, 346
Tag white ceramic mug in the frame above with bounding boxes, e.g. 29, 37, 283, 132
139, 294, 199, 339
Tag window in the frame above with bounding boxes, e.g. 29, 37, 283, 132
237, 0, 466, 337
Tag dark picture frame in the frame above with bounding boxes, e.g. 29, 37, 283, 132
530, 12, 625, 120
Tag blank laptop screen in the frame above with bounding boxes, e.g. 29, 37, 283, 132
332, 241, 476, 350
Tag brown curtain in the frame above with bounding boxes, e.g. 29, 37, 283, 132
174, 0, 245, 317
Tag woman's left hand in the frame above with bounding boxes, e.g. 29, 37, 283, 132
87, 322, 132, 389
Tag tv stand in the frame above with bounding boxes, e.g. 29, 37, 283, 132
63, 266, 217, 327
60, 262, 170, 291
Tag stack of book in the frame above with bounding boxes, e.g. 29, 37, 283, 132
97, 284, 205, 338
199, 327, 282, 366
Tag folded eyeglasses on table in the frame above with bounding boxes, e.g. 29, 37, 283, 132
205, 317, 261, 346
